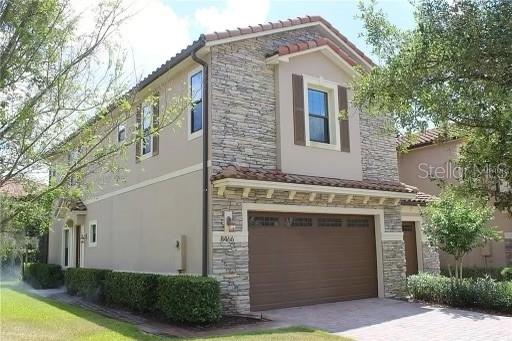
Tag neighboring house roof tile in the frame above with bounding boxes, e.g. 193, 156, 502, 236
272, 37, 357, 66
401, 191, 436, 206
397, 128, 460, 150
211, 165, 418, 194
203, 15, 374, 66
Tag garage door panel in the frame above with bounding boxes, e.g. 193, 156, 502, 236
249, 212, 378, 311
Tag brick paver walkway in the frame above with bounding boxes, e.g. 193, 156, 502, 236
262, 298, 512, 341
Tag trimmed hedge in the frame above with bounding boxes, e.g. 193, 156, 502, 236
23, 263, 63, 289
65, 268, 111, 301
440, 266, 511, 281
408, 273, 512, 314
104, 272, 159, 312
64, 268, 221, 324
157, 275, 221, 324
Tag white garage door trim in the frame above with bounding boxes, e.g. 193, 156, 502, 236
241, 203, 392, 298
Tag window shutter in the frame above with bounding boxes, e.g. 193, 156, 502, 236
292, 74, 306, 146
338, 85, 350, 152
135, 105, 141, 163
152, 94, 159, 156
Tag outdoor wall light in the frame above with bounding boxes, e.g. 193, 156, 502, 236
224, 211, 236, 232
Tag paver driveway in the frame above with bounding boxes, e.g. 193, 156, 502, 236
261, 298, 512, 341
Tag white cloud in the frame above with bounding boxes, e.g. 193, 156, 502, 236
71, 0, 191, 83
119, 0, 191, 80
194, 0, 270, 33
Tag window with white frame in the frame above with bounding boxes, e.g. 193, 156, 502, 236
308, 88, 330, 144
117, 124, 126, 142
303, 77, 340, 149
141, 103, 153, 156
190, 69, 203, 136
88, 220, 97, 247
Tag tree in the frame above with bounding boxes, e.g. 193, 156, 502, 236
423, 187, 501, 279
0, 0, 190, 230
354, 0, 512, 212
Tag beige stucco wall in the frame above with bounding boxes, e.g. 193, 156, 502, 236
48, 57, 208, 274
398, 141, 512, 267
275, 50, 363, 180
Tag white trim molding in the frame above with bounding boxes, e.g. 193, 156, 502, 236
240, 203, 388, 298
302, 74, 341, 150
85, 162, 211, 205
212, 178, 417, 201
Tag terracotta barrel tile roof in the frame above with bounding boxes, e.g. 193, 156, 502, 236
397, 128, 460, 149
212, 165, 418, 194
203, 15, 374, 66
273, 37, 357, 66
401, 191, 436, 206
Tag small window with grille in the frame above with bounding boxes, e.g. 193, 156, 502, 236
286, 217, 313, 227
248, 216, 279, 227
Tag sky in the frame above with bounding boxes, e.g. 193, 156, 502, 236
103, 0, 416, 83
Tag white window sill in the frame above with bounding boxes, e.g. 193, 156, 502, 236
139, 152, 153, 161
307, 141, 340, 151
88, 243, 97, 248
188, 129, 203, 141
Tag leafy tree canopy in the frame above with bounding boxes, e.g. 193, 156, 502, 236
0, 0, 190, 230
355, 0, 512, 212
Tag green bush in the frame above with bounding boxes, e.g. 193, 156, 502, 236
104, 272, 159, 312
501, 267, 512, 281
408, 273, 512, 313
65, 268, 111, 301
157, 275, 221, 324
23, 263, 63, 289
440, 266, 509, 281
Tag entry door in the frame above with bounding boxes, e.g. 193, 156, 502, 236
402, 222, 418, 276
75, 225, 81, 268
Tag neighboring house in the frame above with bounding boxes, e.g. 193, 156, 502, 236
48, 16, 439, 314
398, 128, 512, 268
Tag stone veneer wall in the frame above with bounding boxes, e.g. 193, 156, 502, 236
211, 189, 407, 314
422, 242, 441, 273
505, 236, 512, 265
359, 113, 400, 182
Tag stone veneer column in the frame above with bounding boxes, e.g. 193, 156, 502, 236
381, 206, 406, 297
505, 233, 512, 265
422, 242, 441, 273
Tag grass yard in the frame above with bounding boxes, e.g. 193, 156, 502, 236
0, 286, 350, 340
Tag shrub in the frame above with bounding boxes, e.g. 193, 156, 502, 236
65, 268, 111, 301
157, 275, 221, 324
440, 266, 509, 281
104, 272, 159, 312
408, 273, 512, 313
23, 263, 63, 289
501, 267, 512, 281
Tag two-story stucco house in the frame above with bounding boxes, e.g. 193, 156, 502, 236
48, 16, 439, 314
398, 128, 512, 269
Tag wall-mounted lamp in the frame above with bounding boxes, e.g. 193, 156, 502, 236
224, 211, 236, 232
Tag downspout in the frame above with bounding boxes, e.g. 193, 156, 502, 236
191, 39, 209, 277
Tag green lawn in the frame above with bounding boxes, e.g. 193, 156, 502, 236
0, 287, 350, 340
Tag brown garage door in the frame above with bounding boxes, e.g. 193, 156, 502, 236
249, 212, 378, 311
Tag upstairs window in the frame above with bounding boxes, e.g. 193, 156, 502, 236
117, 124, 126, 143
88, 220, 97, 247
190, 69, 203, 136
308, 88, 330, 144
141, 103, 153, 156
